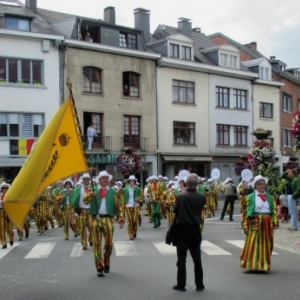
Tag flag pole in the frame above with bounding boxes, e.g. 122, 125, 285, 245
66, 77, 95, 190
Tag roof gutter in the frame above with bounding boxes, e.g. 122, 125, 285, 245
0, 29, 64, 41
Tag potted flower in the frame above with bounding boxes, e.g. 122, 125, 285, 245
251, 127, 272, 140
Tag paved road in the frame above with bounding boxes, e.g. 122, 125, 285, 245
0, 209, 300, 300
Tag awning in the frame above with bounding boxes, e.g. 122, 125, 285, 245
163, 156, 212, 162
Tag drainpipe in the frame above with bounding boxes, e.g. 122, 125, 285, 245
58, 41, 67, 104
155, 64, 160, 175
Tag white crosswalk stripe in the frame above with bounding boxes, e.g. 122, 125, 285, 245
0, 239, 280, 260
114, 241, 139, 257
226, 240, 278, 255
25, 242, 56, 259
0, 243, 20, 260
201, 241, 232, 256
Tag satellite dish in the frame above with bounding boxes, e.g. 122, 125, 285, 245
241, 169, 253, 183
211, 168, 220, 180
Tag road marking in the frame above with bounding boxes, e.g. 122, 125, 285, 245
25, 242, 56, 259
226, 240, 278, 255
114, 241, 139, 257
152, 241, 176, 255
0, 243, 20, 260
201, 240, 232, 255
70, 243, 93, 257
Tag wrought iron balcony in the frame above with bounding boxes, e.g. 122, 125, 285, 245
85, 136, 111, 152
121, 137, 149, 152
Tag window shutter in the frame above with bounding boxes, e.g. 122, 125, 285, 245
22, 114, 32, 137
0, 113, 7, 124
9, 114, 18, 124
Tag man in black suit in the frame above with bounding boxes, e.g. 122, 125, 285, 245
173, 173, 206, 292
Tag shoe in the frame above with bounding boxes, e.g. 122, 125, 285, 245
74, 234, 79, 238
219, 218, 223, 221
153, 225, 158, 228
290, 228, 298, 231
9, 241, 14, 246
97, 269, 104, 277
89, 241, 93, 247
2, 245, 7, 249
212, 213, 215, 217
65, 238, 69, 240
173, 285, 186, 292
18, 238, 22, 241
44, 227, 48, 231
25, 233, 29, 239
230, 219, 234, 222
196, 286, 205, 291
82, 246, 87, 250
133, 233, 137, 239
58, 224, 63, 228
158, 222, 161, 227
51, 224, 54, 229
104, 266, 110, 273
129, 237, 133, 241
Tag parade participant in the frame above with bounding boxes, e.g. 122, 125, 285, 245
123, 175, 143, 240
72, 173, 94, 250
144, 177, 152, 220
45, 186, 55, 229
34, 190, 48, 235
62, 179, 74, 240
165, 180, 175, 226
197, 178, 206, 195
286, 169, 300, 231
204, 179, 217, 218
88, 170, 124, 277
147, 176, 164, 228
17, 218, 30, 241
220, 178, 236, 221
240, 175, 279, 271
52, 180, 64, 227
0, 182, 14, 249
172, 174, 206, 292
238, 180, 253, 215
161, 176, 169, 219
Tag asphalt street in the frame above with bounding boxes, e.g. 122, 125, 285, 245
0, 207, 300, 300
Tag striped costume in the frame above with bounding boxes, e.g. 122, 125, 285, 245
240, 192, 278, 271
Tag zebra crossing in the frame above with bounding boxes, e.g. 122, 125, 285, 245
0, 239, 279, 260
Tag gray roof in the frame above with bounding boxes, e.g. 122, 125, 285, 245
0, 1, 59, 35
150, 24, 217, 65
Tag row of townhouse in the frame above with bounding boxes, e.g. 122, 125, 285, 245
0, 0, 299, 185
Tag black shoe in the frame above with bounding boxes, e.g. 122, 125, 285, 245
9, 241, 14, 246
58, 224, 63, 228
173, 285, 186, 292
82, 246, 87, 250
153, 225, 158, 228
158, 222, 161, 227
133, 233, 137, 239
74, 233, 78, 238
219, 218, 223, 221
2, 245, 7, 249
196, 286, 205, 291
18, 238, 22, 241
129, 237, 133, 241
51, 224, 54, 229
25, 233, 29, 239
104, 266, 110, 273
89, 241, 93, 247
97, 269, 104, 277
44, 227, 48, 231
230, 219, 234, 221
65, 238, 69, 240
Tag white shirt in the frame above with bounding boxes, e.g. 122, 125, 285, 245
98, 186, 109, 215
126, 187, 136, 208
79, 185, 91, 209
254, 191, 270, 213
87, 126, 97, 137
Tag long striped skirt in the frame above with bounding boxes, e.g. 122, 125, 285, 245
240, 214, 274, 271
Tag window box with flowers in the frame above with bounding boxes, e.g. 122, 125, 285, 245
251, 128, 272, 140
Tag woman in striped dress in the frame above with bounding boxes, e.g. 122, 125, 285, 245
240, 175, 279, 271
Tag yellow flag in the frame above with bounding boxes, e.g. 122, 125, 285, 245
3, 97, 89, 229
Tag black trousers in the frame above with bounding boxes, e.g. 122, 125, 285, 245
176, 225, 204, 288
220, 196, 235, 220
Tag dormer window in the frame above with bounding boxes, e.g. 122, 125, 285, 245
6, 17, 30, 31
219, 52, 238, 68
167, 33, 194, 61
170, 44, 179, 58
119, 32, 137, 49
259, 67, 270, 80
182, 46, 191, 60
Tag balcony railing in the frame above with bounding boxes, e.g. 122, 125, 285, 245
121, 137, 149, 152
85, 136, 111, 152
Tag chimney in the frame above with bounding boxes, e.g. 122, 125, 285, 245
104, 6, 116, 25
178, 18, 192, 35
134, 8, 151, 43
193, 27, 201, 33
25, 0, 37, 13
245, 41, 257, 50
270, 56, 276, 60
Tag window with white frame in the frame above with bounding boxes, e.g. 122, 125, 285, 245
219, 52, 239, 69
234, 126, 247, 146
182, 46, 191, 60
0, 57, 42, 85
220, 53, 228, 67
233, 89, 247, 110
282, 93, 293, 113
169, 43, 180, 58
230, 55, 237, 68
0, 113, 44, 138
282, 128, 292, 148
259, 67, 270, 80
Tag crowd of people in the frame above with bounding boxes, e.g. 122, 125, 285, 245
0, 168, 299, 290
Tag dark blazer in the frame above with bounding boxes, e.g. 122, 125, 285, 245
174, 189, 206, 225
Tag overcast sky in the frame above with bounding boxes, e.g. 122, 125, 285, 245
20, 0, 300, 68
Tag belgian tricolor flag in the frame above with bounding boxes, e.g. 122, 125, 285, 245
10, 139, 35, 155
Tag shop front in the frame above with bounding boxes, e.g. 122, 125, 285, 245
161, 155, 213, 179
0, 157, 27, 183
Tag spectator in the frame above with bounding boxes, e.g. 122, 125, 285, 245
87, 123, 97, 151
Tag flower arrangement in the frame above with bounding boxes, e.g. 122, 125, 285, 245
251, 127, 272, 136
290, 111, 300, 152
114, 147, 143, 175
234, 155, 251, 175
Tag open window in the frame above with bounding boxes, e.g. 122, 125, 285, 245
123, 72, 140, 98
79, 22, 100, 43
